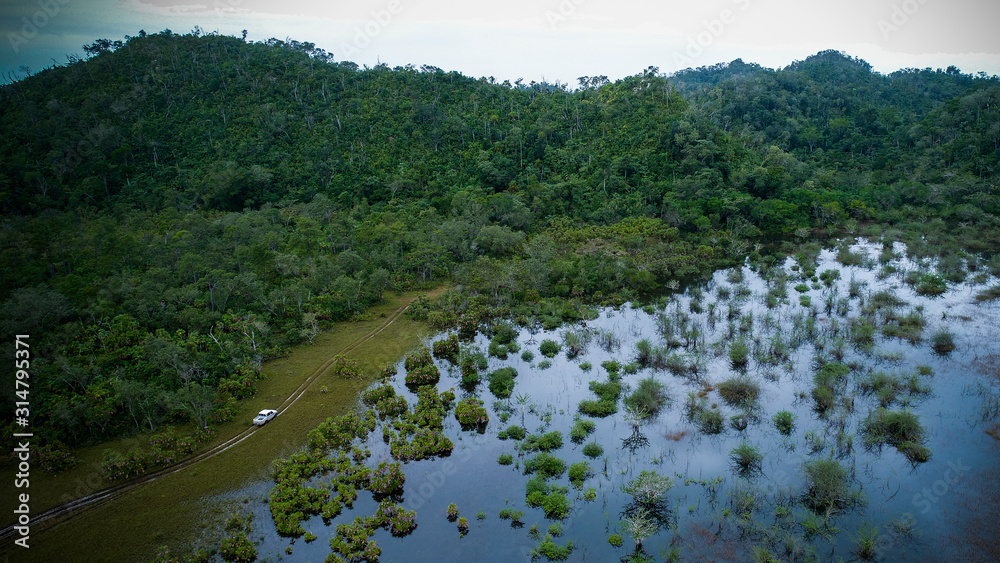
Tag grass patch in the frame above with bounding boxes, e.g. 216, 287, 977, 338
730, 442, 763, 476
773, 410, 796, 435
717, 377, 761, 408
623, 378, 670, 418
975, 285, 1000, 302
802, 459, 851, 513
861, 408, 930, 463
930, 329, 956, 354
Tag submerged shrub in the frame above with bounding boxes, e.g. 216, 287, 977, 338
622, 470, 673, 505
531, 539, 574, 561
499, 424, 527, 441
729, 340, 750, 368
696, 409, 725, 434
432, 334, 460, 363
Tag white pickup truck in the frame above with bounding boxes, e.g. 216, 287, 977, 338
253, 409, 277, 426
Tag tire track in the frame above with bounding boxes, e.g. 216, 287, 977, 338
0, 296, 420, 546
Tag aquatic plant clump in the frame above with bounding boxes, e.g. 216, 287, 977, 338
717, 378, 761, 408
368, 462, 406, 497
568, 461, 593, 487
498, 424, 528, 441
539, 339, 562, 357
582, 442, 604, 458
773, 410, 796, 435
570, 419, 596, 443
520, 431, 563, 453
454, 397, 489, 427
405, 363, 441, 387
578, 379, 623, 417
432, 334, 460, 364
623, 377, 670, 418
622, 470, 673, 506
930, 329, 956, 354
860, 408, 931, 462
488, 367, 519, 398
730, 442, 763, 476
523, 452, 567, 479
802, 459, 852, 513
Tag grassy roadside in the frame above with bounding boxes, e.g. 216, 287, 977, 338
5, 286, 444, 563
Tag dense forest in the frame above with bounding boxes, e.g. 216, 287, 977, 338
1, 29, 999, 458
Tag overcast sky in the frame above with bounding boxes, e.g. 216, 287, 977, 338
2, 0, 999, 84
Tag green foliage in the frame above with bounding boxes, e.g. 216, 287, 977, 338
530, 539, 574, 561
729, 340, 750, 368
568, 461, 593, 487
488, 367, 519, 398
861, 408, 931, 463
774, 410, 799, 435
569, 419, 596, 443
931, 329, 956, 354
219, 513, 257, 563
608, 534, 624, 547
578, 379, 623, 417
454, 398, 489, 427
523, 452, 567, 479
622, 470, 673, 505
717, 378, 760, 408
498, 424, 528, 441
696, 408, 725, 434
539, 340, 562, 358
623, 377, 670, 418
802, 459, 851, 513
521, 431, 564, 452
730, 442, 763, 476
582, 442, 604, 458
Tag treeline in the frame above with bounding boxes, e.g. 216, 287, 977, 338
1, 30, 999, 455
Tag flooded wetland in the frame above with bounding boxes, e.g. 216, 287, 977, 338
219, 240, 1000, 562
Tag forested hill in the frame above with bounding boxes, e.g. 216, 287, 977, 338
2, 32, 998, 221
1, 30, 999, 454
